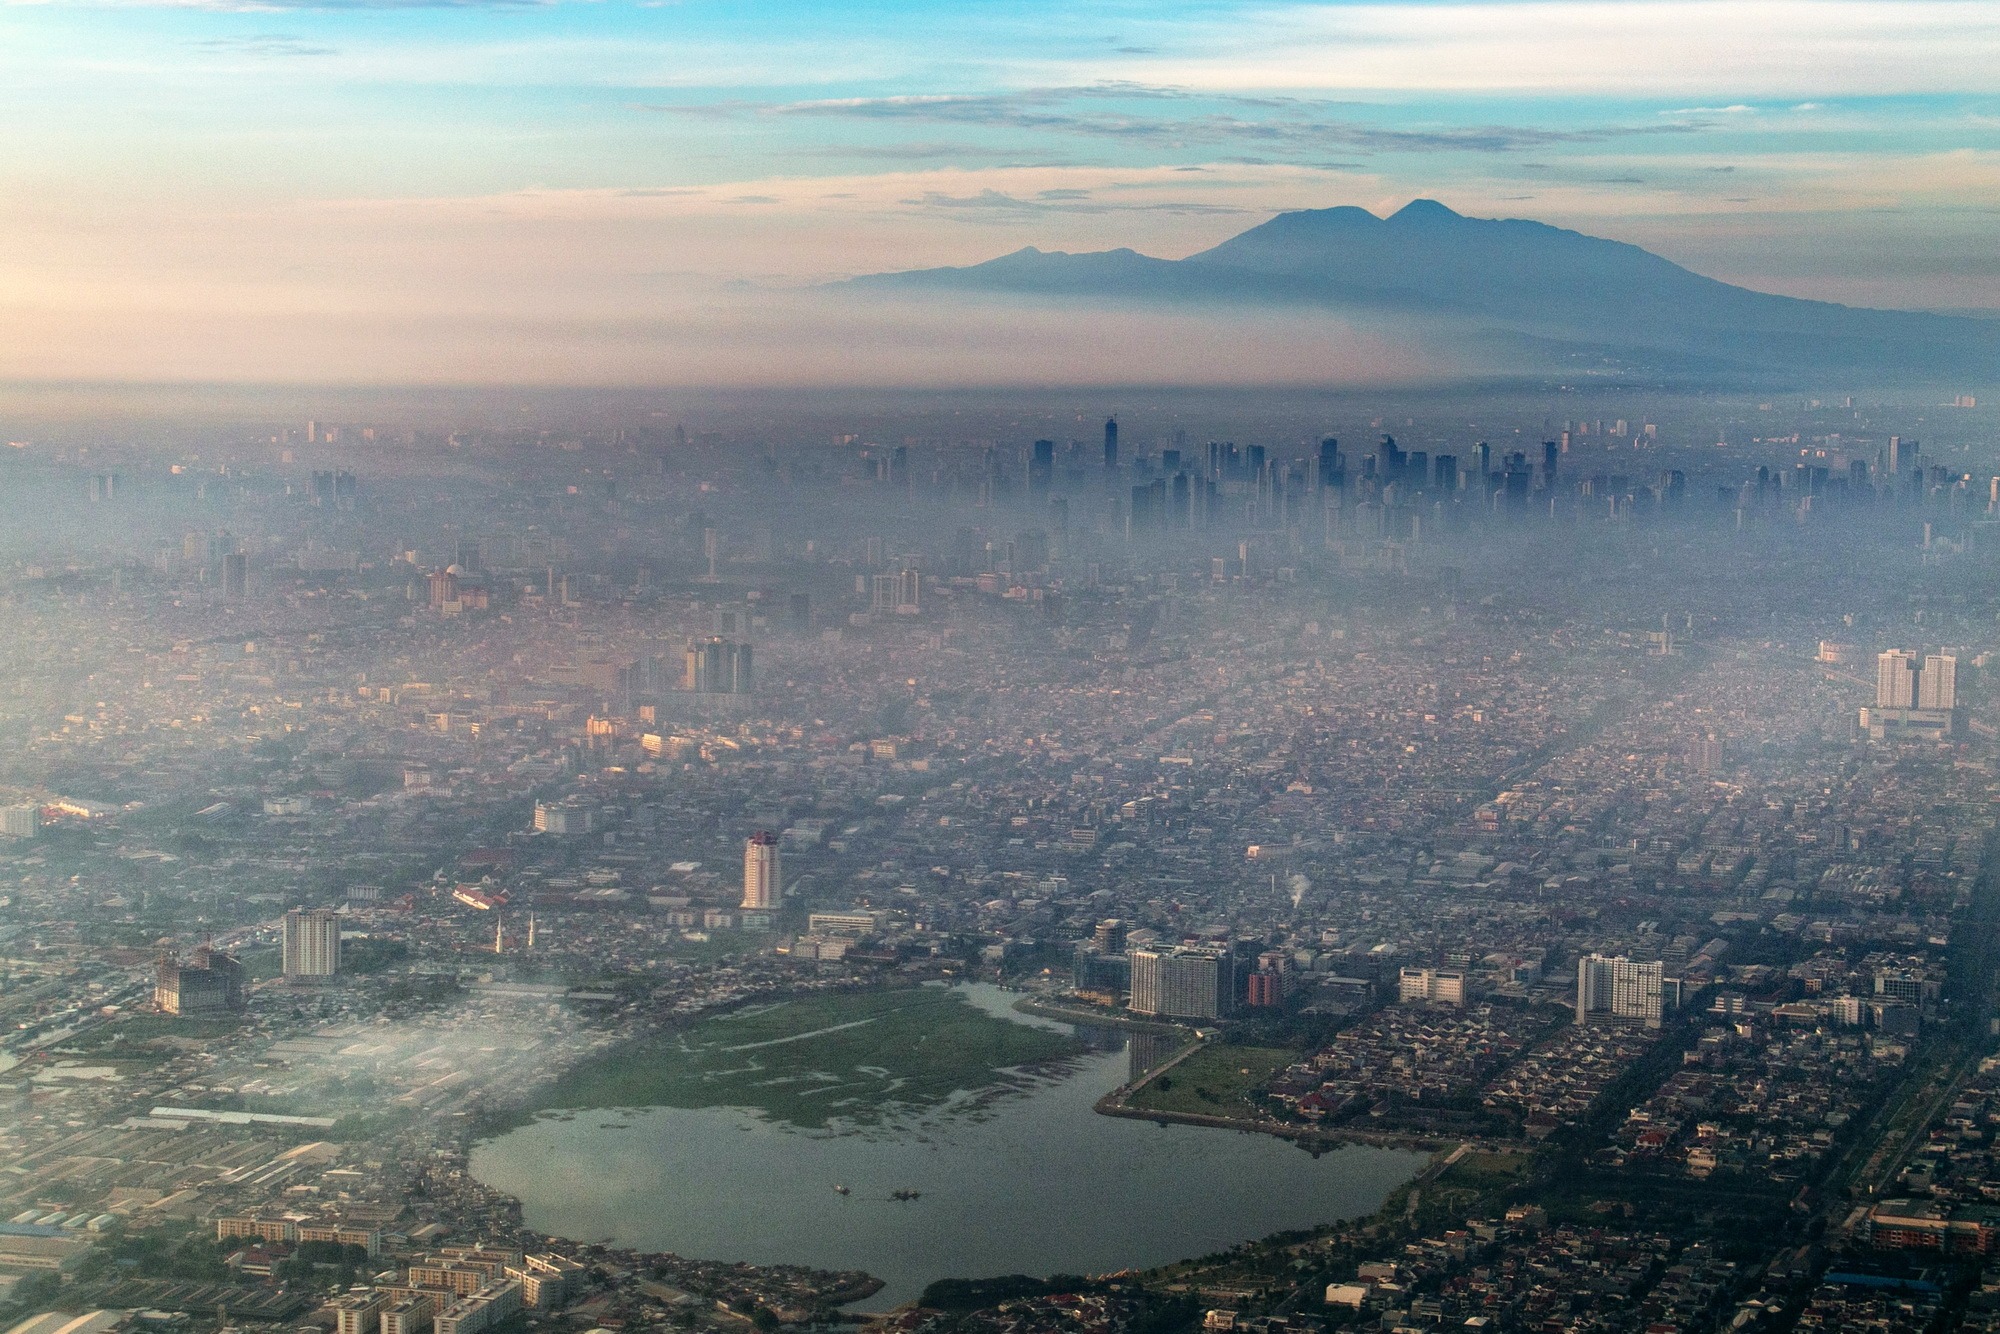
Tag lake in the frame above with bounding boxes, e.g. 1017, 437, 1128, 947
470, 985, 1424, 1308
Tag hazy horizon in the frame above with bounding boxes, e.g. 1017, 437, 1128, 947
4, 0, 1999, 387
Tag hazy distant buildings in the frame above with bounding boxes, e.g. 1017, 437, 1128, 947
870, 568, 921, 615
0, 804, 39, 839
1575, 954, 1664, 1028
154, 946, 245, 1016
1877, 650, 1918, 708
282, 907, 341, 980
1398, 966, 1466, 1007
742, 831, 780, 910
684, 637, 753, 693
532, 800, 595, 836
1920, 654, 1957, 710
1863, 649, 1957, 738
1130, 944, 1231, 1020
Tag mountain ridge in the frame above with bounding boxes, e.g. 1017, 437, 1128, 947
845, 200, 1996, 378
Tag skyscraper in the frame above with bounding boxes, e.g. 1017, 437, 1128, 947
282, 908, 341, 980
1103, 418, 1118, 470
742, 832, 780, 910
1029, 439, 1055, 493
1877, 650, 1917, 708
1317, 437, 1341, 490
684, 638, 753, 693
1129, 945, 1231, 1019
1575, 954, 1664, 1028
1920, 654, 1957, 710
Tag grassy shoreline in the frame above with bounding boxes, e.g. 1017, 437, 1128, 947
482, 986, 1089, 1137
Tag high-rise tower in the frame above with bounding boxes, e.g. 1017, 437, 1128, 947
742, 832, 780, 910
1877, 650, 1918, 708
282, 908, 341, 980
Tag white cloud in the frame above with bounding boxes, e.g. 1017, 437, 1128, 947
1095, 1, 2000, 98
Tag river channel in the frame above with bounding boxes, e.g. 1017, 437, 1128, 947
470, 986, 1424, 1308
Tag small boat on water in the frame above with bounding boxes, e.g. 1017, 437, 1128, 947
890, 1189, 922, 1202
832, 1185, 850, 1195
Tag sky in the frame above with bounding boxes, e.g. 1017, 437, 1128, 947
1, 0, 1996, 385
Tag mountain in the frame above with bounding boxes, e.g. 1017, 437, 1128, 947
847, 200, 1998, 378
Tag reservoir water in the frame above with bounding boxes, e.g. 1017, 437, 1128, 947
470, 986, 1425, 1308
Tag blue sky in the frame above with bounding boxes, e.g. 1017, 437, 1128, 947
1, 0, 1996, 382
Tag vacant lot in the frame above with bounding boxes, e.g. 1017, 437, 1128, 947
1126, 1043, 1292, 1119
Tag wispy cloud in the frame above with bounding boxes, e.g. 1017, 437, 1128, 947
191, 33, 334, 55
900, 187, 1251, 217
651, 86, 1704, 158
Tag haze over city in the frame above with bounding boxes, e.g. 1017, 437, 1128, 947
3, 6, 2000, 1334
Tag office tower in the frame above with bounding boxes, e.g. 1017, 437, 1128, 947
1128, 482, 1159, 537
684, 638, 752, 693
1375, 435, 1404, 484
1104, 418, 1118, 470
1575, 954, 1664, 1028
456, 539, 481, 572
1092, 919, 1129, 954
1029, 439, 1055, 492
742, 832, 780, 910
889, 445, 909, 488
1889, 436, 1918, 474
1433, 454, 1458, 490
1691, 734, 1723, 774
283, 907, 342, 980
223, 552, 249, 598
789, 592, 812, 632
1129, 945, 1231, 1019
1474, 441, 1492, 483
307, 419, 319, 443
1920, 654, 1957, 710
1877, 650, 1918, 708
1542, 439, 1559, 483
1317, 437, 1341, 489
